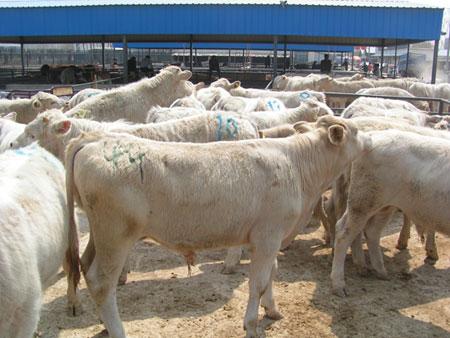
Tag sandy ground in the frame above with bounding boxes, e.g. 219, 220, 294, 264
38, 211, 450, 338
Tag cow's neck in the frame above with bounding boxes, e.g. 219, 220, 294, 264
291, 132, 347, 198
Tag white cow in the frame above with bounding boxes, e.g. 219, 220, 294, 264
212, 96, 286, 113
170, 95, 206, 110
232, 100, 333, 129
65, 66, 193, 122
209, 78, 241, 91
0, 145, 81, 337
331, 130, 450, 297
356, 87, 429, 111
63, 88, 104, 112
65, 115, 371, 338
272, 74, 329, 91
0, 113, 25, 153
146, 106, 204, 123
195, 86, 231, 110
408, 82, 450, 112
342, 97, 438, 127
229, 86, 326, 108
0, 91, 65, 124
325, 117, 450, 265
12, 109, 258, 162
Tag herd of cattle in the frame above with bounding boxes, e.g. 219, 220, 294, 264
1, 65, 450, 338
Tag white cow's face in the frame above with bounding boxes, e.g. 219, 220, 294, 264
10, 109, 65, 149
272, 75, 289, 91
31, 92, 66, 113
0, 113, 25, 152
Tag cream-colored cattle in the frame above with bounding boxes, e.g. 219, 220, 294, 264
0, 145, 81, 337
356, 87, 429, 111
0, 91, 65, 124
65, 115, 371, 338
331, 130, 450, 296
65, 66, 193, 122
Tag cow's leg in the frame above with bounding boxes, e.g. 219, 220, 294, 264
364, 209, 395, 280
350, 232, 367, 276
118, 255, 131, 285
331, 210, 370, 297
314, 196, 332, 245
260, 258, 282, 320
424, 230, 438, 265
396, 214, 411, 250
222, 246, 243, 274
324, 193, 336, 246
12, 292, 40, 338
244, 236, 281, 338
63, 256, 82, 316
80, 233, 96, 275
84, 243, 132, 338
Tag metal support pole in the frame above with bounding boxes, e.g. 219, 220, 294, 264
20, 40, 25, 77
431, 39, 439, 84
189, 35, 193, 72
393, 40, 398, 78
283, 36, 287, 73
405, 43, 410, 76
447, 23, 450, 83
101, 37, 105, 71
340, 52, 343, 67
351, 50, 354, 71
290, 50, 294, 70
195, 48, 197, 67
228, 49, 231, 67
380, 39, 385, 78
242, 49, 245, 68
273, 36, 278, 78
122, 35, 128, 84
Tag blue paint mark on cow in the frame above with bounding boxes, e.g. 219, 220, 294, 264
216, 113, 224, 141
216, 113, 239, 140
225, 117, 239, 139
299, 91, 311, 101
267, 99, 281, 111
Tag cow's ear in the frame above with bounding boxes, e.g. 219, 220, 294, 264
3, 112, 17, 121
32, 99, 42, 110
52, 119, 72, 135
258, 130, 265, 138
293, 121, 313, 134
328, 125, 346, 145
282, 75, 287, 79
232, 81, 241, 88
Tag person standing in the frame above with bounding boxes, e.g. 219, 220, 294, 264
209, 55, 221, 80
140, 55, 154, 77
320, 54, 332, 74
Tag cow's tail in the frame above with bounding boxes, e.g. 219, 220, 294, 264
64, 131, 103, 293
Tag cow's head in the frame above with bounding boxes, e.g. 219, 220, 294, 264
272, 75, 289, 91
31, 92, 66, 113
10, 109, 66, 154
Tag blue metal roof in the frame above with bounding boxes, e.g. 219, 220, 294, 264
113, 42, 354, 52
0, 2, 444, 46
0, 0, 443, 8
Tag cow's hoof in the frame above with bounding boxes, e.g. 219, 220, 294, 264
264, 309, 283, 321
221, 265, 236, 275
424, 256, 437, 266
243, 320, 257, 338
332, 286, 348, 297
118, 274, 128, 286
373, 270, 390, 280
244, 329, 257, 338
67, 302, 83, 317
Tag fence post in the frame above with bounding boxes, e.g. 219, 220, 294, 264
438, 100, 444, 115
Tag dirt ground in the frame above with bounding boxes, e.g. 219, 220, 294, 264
38, 211, 450, 338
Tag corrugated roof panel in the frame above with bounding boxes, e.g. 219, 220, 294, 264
0, 2, 444, 45
0, 0, 444, 8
